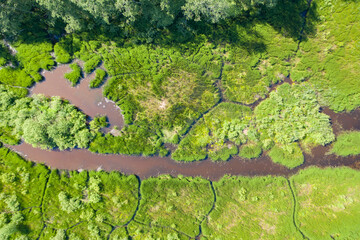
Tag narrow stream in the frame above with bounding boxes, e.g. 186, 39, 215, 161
7, 64, 360, 181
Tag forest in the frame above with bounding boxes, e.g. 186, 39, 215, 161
1, 0, 360, 238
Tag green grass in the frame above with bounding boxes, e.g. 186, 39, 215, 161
134, 175, 214, 237
221, 23, 298, 104
268, 143, 304, 169
64, 63, 82, 86
43, 170, 139, 230
331, 131, 360, 156
291, 167, 360, 239
89, 69, 107, 88
202, 175, 302, 239
127, 222, 188, 240
292, 0, 360, 112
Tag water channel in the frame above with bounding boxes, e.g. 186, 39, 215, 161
8, 64, 360, 181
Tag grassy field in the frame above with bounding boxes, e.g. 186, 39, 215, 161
202, 175, 302, 240
292, 0, 360, 112
291, 167, 360, 239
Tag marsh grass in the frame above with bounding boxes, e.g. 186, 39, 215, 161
291, 167, 360, 239
330, 131, 360, 156
135, 175, 213, 237
202, 175, 301, 239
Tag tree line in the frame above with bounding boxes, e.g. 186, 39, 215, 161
0, 0, 278, 39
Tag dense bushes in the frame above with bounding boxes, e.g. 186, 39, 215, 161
202, 175, 301, 239
268, 143, 304, 169
0, 86, 93, 150
64, 63, 82, 86
255, 83, 334, 167
173, 103, 253, 162
89, 69, 106, 88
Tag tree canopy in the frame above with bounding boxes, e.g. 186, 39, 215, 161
0, 0, 278, 38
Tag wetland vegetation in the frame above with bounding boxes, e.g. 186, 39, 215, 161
1, 0, 360, 238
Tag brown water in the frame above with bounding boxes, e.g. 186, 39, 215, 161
8, 66, 360, 180
33, 65, 124, 132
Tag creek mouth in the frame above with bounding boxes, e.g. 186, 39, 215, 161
7, 64, 360, 181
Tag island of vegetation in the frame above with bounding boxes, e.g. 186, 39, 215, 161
0, 0, 360, 238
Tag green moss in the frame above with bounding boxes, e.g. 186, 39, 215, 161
331, 131, 360, 156
134, 175, 213, 237
89, 69, 107, 88
291, 167, 360, 239
268, 143, 304, 169
64, 63, 82, 86
202, 176, 302, 239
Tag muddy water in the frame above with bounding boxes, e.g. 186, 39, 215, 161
9, 66, 360, 180
34, 65, 124, 131
9, 107, 360, 180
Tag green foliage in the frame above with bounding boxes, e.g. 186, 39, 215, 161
0, 43, 12, 67
89, 69, 107, 88
202, 175, 301, 239
64, 63, 82, 86
13, 38, 54, 81
173, 103, 253, 161
0, 68, 34, 87
90, 115, 108, 131
255, 83, 335, 147
331, 131, 360, 156
0, 88, 93, 150
268, 143, 304, 169
292, 0, 360, 112
291, 167, 360, 239
54, 37, 73, 64
135, 176, 213, 237
83, 55, 101, 74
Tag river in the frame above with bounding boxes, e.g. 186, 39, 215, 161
8, 64, 360, 180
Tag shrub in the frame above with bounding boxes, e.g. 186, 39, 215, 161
238, 142, 262, 159
89, 69, 106, 88
64, 63, 82, 86
268, 143, 304, 169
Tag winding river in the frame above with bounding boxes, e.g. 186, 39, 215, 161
8, 64, 360, 180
